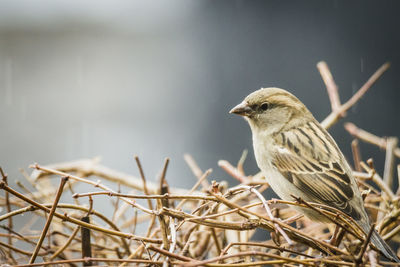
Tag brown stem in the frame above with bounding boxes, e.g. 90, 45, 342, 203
175, 168, 212, 211
0, 167, 14, 263
218, 160, 248, 183
31, 158, 194, 195
0, 240, 48, 257
317, 61, 343, 114
73, 191, 216, 201
355, 223, 375, 265
377, 137, 398, 221
210, 191, 348, 256
134, 155, 153, 210
15, 258, 167, 267
360, 161, 395, 200
148, 245, 192, 262
81, 216, 92, 266
351, 139, 362, 172
220, 241, 313, 259
49, 226, 80, 260
184, 154, 209, 189
0, 202, 130, 253
29, 176, 68, 263
345, 122, 400, 158
321, 62, 390, 129
0, 181, 162, 244
237, 149, 248, 176
183, 251, 316, 267
32, 164, 154, 215
210, 227, 222, 255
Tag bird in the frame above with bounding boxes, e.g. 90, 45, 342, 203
229, 87, 399, 262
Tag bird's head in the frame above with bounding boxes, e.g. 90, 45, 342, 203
230, 87, 313, 134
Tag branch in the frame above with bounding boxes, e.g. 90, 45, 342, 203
321, 63, 390, 129
29, 176, 68, 263
317, 61, 343, 114
345, 122, 400, 159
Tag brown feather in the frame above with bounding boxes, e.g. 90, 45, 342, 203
272, 120, 358, 218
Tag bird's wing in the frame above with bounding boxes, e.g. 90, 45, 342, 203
272, 121, 361, 220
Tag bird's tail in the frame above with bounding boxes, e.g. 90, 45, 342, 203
370, 229, 400, 263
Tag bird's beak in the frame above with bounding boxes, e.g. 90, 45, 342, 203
229, 101, 253, 117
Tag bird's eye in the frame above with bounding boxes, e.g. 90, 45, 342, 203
260, 102, 269, 111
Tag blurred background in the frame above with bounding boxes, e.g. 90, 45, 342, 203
0, 0, 399, 193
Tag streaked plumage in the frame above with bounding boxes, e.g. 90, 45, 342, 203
230, 87, 399, 262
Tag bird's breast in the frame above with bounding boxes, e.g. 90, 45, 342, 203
252, 131, 275, 170
251, 131, 311, 202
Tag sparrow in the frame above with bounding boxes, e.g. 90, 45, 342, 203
230, 87, 399, 262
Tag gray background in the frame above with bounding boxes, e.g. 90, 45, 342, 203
0, 0, 399, 194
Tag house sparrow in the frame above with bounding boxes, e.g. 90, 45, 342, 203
230, 87, 399, 262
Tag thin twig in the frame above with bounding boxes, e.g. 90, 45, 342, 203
148, 245, 192, 262
175, 168, 212, 211
0, 167, 14, 263
135, 155, 153, 210
0, 181, 162, 243
351, 139, 362, 172
210, 227, 222, 255
355, 223, 375, 265
237, 149, 248, 176
209, 191, 348, 256
183, 251, 316, 267
397, 164, 400, 196
49, 226, 80, 260
245, 185, 293, 245
360, 161, 395, 200
73, 191, 215, 201
218, 160, 248, 183
29, 176, 68, 263
345, 122, 400, 158
0, 240, 48, 257
220, 242, 313, 259
81, 215, 92, 266
30, 158, 194, 194
184, 154, 209, 189
321, 62, 390, 129
32, 164, 154, 215
383, 137, 398, 188
15, 258, 167, 267
317, 61, 343, 114
378, 137, 398, 221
